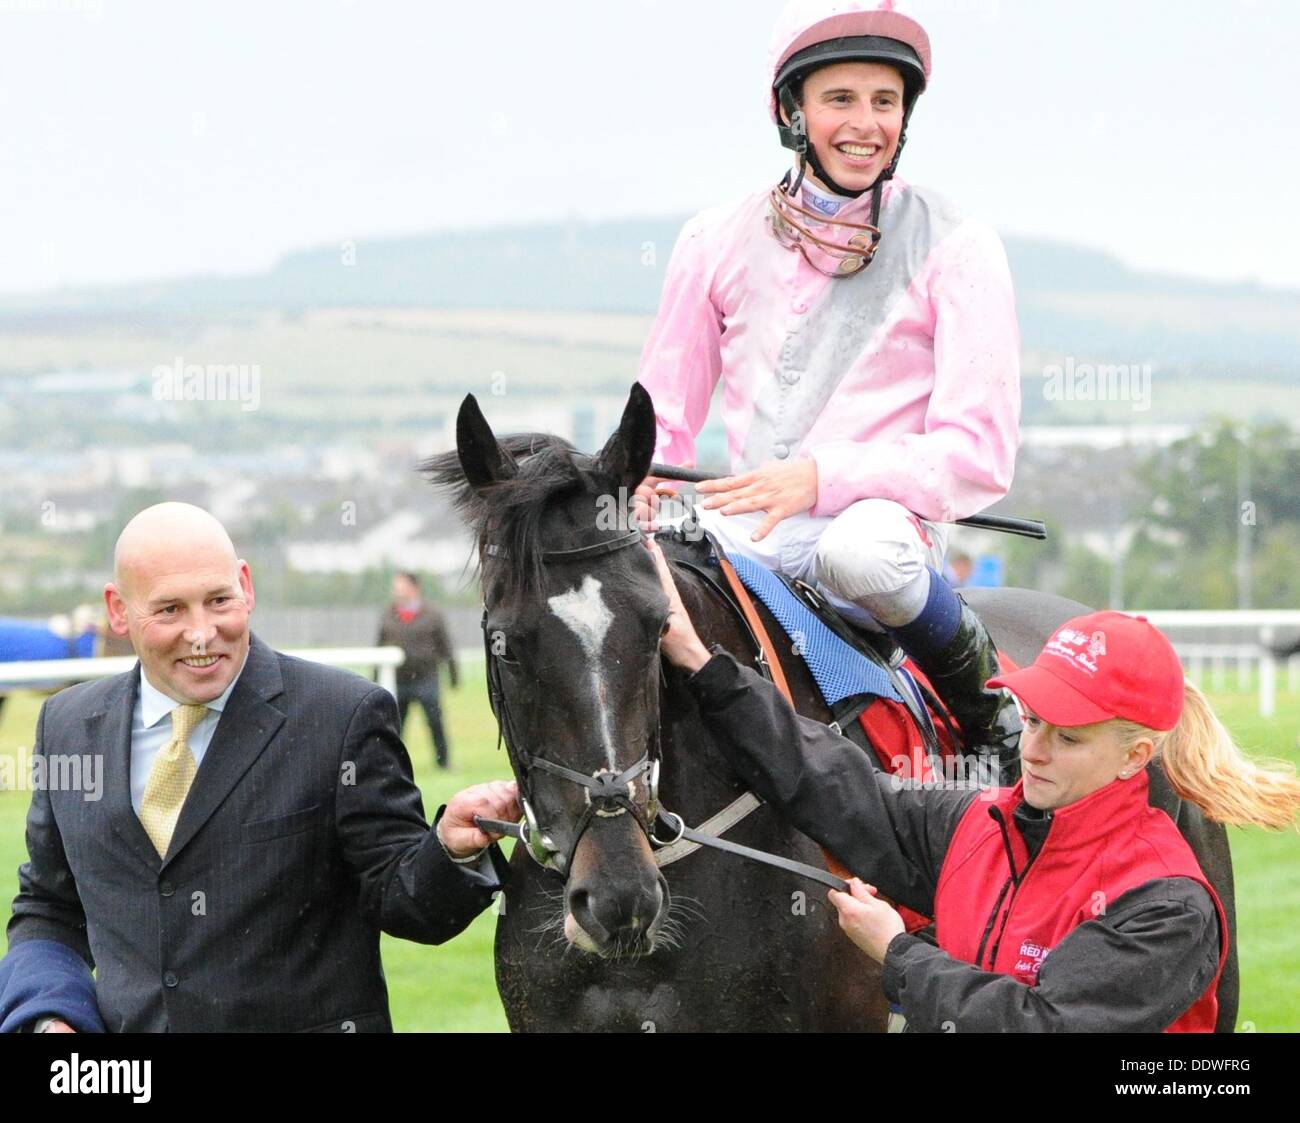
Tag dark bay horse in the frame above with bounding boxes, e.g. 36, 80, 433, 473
426, 384, 1238, 1033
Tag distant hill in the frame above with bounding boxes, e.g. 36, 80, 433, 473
3, 216, 1297, 370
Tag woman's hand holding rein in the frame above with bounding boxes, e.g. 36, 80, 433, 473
646, 537, 714, 674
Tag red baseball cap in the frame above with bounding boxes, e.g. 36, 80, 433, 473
987, 611, 1185, 731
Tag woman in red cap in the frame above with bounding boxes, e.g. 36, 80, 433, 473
647, 539, 1300, 1031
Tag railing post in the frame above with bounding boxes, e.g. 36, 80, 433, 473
1259, 627, 1276, 719
1212, 654, 1226, 692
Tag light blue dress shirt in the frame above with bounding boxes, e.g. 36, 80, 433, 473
129, 649, 250, 815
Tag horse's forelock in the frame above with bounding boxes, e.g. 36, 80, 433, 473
422, 434, 618, 605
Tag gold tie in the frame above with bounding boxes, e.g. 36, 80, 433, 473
139, 704, 208, 858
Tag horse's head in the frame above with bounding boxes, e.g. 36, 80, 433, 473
426, 383, 675, 958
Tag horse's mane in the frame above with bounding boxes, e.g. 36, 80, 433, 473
421, 433, 617, 604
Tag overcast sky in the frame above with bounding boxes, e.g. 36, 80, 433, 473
3, 0, 1298, 295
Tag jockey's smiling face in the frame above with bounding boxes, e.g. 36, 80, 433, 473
1018, 707, 1155, 812
785, 61, 906, 194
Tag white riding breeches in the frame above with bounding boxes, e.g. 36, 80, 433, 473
692, 498, 949, 632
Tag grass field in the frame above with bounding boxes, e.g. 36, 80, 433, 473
2, 667, 1298, 1032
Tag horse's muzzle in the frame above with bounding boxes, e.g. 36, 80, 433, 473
564, 815, 669, 956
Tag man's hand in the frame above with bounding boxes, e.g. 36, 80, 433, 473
39, 1018, 76, 1033
632, 461, 694, 533
439, 780, 520, 858
645, 538, 712, 673
827, 878, 906, 964
696, 459, 818, 542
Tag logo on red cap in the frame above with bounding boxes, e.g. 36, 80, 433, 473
1043, 626, 1108, 675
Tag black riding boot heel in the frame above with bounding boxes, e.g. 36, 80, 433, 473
891, 601, 1022, 785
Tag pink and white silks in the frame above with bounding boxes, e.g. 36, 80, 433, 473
635, 172, 1021, 627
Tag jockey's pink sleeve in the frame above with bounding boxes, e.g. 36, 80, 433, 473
636, 215, 724, 471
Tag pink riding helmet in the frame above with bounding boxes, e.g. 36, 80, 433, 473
767, 0, 934, 126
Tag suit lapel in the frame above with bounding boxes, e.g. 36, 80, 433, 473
164, 634, 286, 866
90, 665, 165, 872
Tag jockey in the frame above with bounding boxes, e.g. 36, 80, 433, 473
635, 0, 1022, 767
650, 539, 1300, 1031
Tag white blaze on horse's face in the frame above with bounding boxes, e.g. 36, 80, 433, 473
548, 574, 618, 770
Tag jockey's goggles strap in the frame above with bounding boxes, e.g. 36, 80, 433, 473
768, 179, 884, 277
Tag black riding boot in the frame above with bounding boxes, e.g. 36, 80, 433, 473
890, 601, 1022, 785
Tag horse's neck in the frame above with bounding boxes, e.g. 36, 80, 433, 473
655, 558, 827, 820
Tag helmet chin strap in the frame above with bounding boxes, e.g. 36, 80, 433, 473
804, 140, 868, 199
786, 137, 885, 248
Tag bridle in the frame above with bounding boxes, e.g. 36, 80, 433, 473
479, 528, 663, 877
475, 524, 854, 892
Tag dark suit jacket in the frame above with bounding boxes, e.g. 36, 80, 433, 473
5, 633, 506, 1032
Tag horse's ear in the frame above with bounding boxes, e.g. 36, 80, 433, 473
456, 394, 517, 490
596, 382, 656, 493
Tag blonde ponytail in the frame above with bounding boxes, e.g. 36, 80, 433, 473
1113, 681, 1300, 831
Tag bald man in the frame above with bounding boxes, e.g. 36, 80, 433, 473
1, 503, 518, 1032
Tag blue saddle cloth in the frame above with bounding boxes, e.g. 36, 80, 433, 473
725, 552, 902, 709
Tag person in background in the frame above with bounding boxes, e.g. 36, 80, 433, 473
944, 551, 974, 589
378, 572, 458, 769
